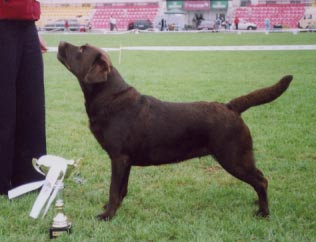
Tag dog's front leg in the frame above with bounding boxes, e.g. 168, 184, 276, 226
98, 156, 131, 221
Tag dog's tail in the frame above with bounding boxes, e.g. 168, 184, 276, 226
227, 75, 293, 114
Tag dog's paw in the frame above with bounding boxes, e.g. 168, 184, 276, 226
255, 209, 270, 218
97, 211, 114, 221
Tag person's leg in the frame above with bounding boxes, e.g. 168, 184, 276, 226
11, 22, 46, 187
0, 21, 19, 194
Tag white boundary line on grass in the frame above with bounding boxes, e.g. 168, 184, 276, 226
48, 45, 316, 52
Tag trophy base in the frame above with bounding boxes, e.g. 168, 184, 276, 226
49, 223, 72, 239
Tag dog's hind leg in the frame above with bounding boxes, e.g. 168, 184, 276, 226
238, 166, 269, 217
217, 149, 269, 217
251, 168, 269, 217
98, 155, 131, 221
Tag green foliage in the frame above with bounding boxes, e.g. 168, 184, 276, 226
1, 32, 315, 242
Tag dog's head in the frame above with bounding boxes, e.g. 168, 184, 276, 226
57, 41, 112, 83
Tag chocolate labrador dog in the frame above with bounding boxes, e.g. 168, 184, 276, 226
57, 41, 292, 220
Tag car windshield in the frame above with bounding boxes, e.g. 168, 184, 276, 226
69, 20, 79, 24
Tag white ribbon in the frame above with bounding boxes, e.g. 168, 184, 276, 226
8, 155, 75, 219
8, 180, 45, 199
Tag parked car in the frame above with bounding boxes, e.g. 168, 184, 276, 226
197, 20, 215, 30
128, 19, 153, 30
43, 19, 80, 32
232, 19, 257, 30
80, 22, 92, 32
298, 7, 316, 29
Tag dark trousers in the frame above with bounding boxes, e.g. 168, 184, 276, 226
0, 20, 46, 194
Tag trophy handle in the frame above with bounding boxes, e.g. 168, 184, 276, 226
32, 158, 46, 176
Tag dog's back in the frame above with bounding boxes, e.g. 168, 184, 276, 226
123, 97, 241, 166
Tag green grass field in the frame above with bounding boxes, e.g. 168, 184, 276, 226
1, 32, 315, 242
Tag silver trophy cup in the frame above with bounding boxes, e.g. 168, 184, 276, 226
32, 156, 80, 239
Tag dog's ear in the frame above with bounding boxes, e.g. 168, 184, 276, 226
84, 53, 112, 83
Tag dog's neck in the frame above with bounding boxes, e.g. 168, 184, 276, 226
81, 67, 130, 103
81, 67, 140, 117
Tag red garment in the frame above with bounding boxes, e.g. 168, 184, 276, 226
234, 17, 239, 24
0, 0, 40, 21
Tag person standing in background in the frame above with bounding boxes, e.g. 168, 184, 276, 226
64, 19, 69, 32
225, 19, 230, 31
160, 18, 166, 31
265, 18, 270, 31
215, 17, 221, 32
0, 0, 47, 196
234, 16, 239, 30
109, 15, 117, 31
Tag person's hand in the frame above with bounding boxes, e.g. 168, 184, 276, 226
39, 35, 48, 53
